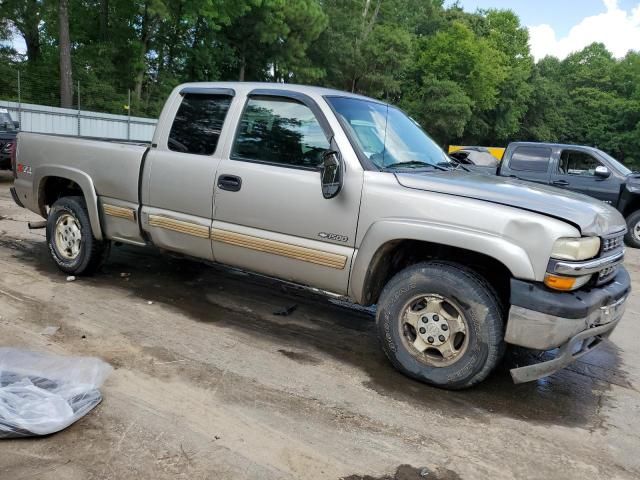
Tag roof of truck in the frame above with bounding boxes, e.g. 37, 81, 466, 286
176, 81, 386, 104
508, 141, 601, 152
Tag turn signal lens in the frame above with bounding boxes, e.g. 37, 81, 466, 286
544, 273, 591, 291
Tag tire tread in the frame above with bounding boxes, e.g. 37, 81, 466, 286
46, 196, 110, 275
377, 261, 505, 389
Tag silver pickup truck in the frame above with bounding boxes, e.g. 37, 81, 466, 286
9, 82, 631, 389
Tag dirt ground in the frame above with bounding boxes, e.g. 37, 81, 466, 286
0, 170, 639, 480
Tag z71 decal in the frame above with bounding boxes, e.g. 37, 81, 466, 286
17, 164, 32, 175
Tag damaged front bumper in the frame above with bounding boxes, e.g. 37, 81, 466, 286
505, 267, 630, 383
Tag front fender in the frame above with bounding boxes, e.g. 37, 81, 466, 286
34, 165, 103, 240
348, 219, 536, 304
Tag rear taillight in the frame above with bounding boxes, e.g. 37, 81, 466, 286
10, 139, 17, 179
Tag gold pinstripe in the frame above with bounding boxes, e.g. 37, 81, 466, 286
103, 204, 136, 221
211, 229, 347, 270
148, 214, 210, 239
146, 215, 347, 269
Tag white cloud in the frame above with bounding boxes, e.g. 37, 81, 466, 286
528, 0, 640, 60
11, 34, 27, 55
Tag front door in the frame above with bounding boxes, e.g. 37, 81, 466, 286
552, 149, 619, 205
212, 92, 362, 294
141, 90, 234, 260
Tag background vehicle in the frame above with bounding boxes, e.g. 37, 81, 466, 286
10, 83, 630, 389
449, 145, 504, 160
498, 142, 640, 247
449, 146, 500, 173
0, 109, 19, 170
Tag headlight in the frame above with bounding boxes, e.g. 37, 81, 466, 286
551, 237, 600, 261
626, 183, 640, 193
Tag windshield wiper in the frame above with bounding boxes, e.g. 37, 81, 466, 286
385, 161, 449, 171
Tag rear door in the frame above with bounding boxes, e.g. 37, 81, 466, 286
551, 148, 620, 205
503, 145, 553, 184
141, 88, 234, 260
211, 90, 362, 294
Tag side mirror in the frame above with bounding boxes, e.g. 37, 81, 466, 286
319, 151, 343, 199
595, 166, 610, 179
12, 121, 20, 130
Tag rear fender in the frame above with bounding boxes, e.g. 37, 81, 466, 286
34, 166, 103, 240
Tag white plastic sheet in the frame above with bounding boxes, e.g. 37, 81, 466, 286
0, 348, 112, 437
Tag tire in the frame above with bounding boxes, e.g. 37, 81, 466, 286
376, 261, 505, 389
624, 210, 640, 248
46, 196, 110, 275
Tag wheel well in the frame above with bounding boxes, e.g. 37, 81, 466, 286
361, 240, 512, 307
622, 197, 640, 218
39, 176, 84, 215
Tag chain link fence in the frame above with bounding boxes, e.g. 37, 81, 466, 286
0, 68, 157, 142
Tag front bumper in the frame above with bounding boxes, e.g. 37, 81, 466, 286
505, 267, 630, 383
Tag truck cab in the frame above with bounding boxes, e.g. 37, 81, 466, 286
10, 84, 632, 389
499, 142, 640, 246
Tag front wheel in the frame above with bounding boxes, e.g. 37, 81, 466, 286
46, 196, 110, 275
376, 262, 505, 389
624, 210, 640, 248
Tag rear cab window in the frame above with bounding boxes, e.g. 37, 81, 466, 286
509, 146, 552, 172
168, 93, 232, 155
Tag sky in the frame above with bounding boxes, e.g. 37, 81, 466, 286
448, 0, 640, 60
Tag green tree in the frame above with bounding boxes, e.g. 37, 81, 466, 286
476, 10, 533, 143
219, 0, 326, 82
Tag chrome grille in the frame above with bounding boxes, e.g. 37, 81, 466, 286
602, 234, 623, 254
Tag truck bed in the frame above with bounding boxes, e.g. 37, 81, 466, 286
16, 132, 149, 208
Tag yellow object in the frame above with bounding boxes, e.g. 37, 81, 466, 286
543, 273, 591, 291
448, 146, 505, 161
544, 274, 577, 291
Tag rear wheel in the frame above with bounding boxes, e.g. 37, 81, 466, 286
46, 196, 110, 275
624, 210, 640, 248
376, 262, 505, 389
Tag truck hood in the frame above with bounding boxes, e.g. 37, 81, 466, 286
395, 171, 626, 236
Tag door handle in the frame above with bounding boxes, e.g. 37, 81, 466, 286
552, 180, 569, 186
218, 174, 242, 192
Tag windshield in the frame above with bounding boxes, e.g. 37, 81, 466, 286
598, 149, 632, 175
327, 97, 450, 170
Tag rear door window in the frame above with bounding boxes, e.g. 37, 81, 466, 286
168, 93, 232, 155
510, 146, 552, 172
